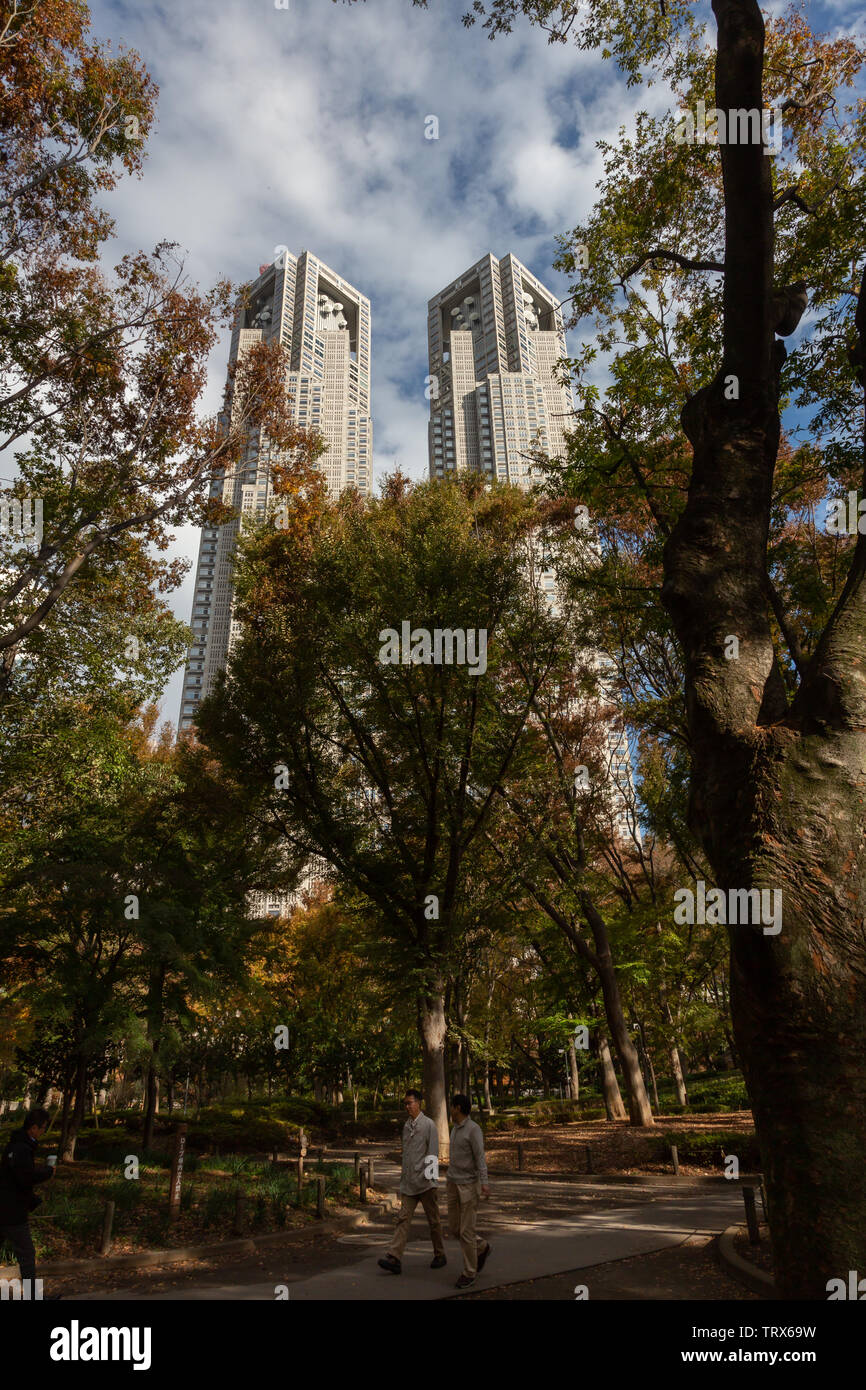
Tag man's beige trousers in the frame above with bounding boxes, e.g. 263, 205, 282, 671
388, 1188, 445, 1260
446, 1180, 487, 1276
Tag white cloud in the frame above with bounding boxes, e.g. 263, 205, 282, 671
90, 0, 649, 723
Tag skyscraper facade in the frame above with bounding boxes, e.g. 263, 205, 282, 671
178, 251, 372, 732
426, 251, 572, 485
427, 252, 636, 843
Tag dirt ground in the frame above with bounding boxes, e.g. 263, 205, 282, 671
734, 1224, 774, 1276
461, 1233, 765, 1301
484, 1111, 757, 1177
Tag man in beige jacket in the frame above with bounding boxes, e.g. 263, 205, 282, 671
446, 1094, 491, 1288
378, 1089, 446, 1275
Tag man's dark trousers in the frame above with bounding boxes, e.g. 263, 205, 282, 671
1, 1222, 36, 1282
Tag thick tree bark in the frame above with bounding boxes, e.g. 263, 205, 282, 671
419, 984, 450, 1159
598, 1033, 627, 1121
659, 0, 866, 1298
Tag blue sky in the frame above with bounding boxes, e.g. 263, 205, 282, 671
84, 0, 864, 724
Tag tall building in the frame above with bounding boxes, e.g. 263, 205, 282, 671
179, 251, 372, 732
427, 252, 636, 842
426, 251, 572, 484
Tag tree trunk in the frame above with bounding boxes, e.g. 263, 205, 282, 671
598, 1033, 627, 1121
567, 1040, 580, 1102
61, 1055, 88, 1161
660, 993, 688, 1105
142, 964, 166, 1152
58, 1072, 73, 1157
482, 1061, 492, 1114
670, 1044, 688, 1107
657, 0, 866, 1298
593, 951, 654, 1125
419, 986, 449, 1159
637, 1019, 661, 1115
722, 1028, 739, 1070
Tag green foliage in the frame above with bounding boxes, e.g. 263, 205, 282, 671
187, 1109, 295, 1155
674, 1073, 749, 1114
198, 474, 571, 1007
655, 1129, 760, 1170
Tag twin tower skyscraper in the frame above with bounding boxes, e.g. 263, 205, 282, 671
179, 248, 573, 732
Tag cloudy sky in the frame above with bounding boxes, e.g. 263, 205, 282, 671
85, 0, 861, 723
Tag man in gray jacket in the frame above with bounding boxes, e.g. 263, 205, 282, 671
378, 1089, 446, 1275
447, 1093, 491, 1288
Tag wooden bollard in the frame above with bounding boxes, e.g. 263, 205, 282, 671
585, 1143, 592, 1174
315, 1173, 326, 1219
353, 1152, 360, 1179
359, 1164, 368, 1203
367, 1156, 375, 1189
296, 1152, 304, 1207
743, 1186, 760, 1244
670, 1144, 680, 1176
100, 1199, 115, 1256
234, 1187, 247, 1235
517, 1141, 525, 1171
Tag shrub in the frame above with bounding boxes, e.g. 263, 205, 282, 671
202, 1187, 236, 1229
483, 1116, 513, 1133
103, 1177, 143, 1214
186, 1110, 294, 1155
41, 1187, 105, 1239
260, 1098, 331, 1128
654, 1128, 760, 1169
653, 1071, 750, 1115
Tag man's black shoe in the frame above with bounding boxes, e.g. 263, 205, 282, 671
378, 1255, 402, 1275
477, 1243, 491, 1272
430, 1255, 447, 1269
455, 1273, 476, 1289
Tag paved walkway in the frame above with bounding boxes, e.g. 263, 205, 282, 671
75, 1150, 746, 1301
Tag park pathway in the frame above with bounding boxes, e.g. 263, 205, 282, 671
75, 1149, 747, 1301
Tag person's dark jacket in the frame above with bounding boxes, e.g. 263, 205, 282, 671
0, 1126, 53, 1225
